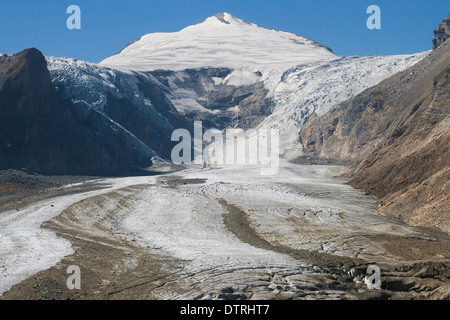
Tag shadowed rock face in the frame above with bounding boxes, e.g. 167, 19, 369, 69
433, 13, 450, 50
0, 48, 154, 176
145, 68, 273, 130
299, 36, 450, 233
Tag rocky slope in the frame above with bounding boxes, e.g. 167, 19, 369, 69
46, 56, 182, 160
0, 49, 157, 175
299, 28, 450, 234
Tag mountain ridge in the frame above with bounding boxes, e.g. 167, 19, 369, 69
0, 14, 430, 175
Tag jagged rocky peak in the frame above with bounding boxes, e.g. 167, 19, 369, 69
433, 13, 450, 49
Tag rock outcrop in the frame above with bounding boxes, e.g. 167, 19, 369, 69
433, 13, 450, 50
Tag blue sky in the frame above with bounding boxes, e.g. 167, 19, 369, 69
0, 0, 448, 63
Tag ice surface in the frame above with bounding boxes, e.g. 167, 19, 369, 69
0, 161, 427, 297
0, 177, 154, 295
258, 53, 429, 158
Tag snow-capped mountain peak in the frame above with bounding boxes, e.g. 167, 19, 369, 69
100, 13, 336, 72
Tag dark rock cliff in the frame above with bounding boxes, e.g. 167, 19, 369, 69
433, 13, 450, 50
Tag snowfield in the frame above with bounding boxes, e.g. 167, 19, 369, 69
2, 13, 445, 299
100, 13, 336, 72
